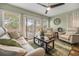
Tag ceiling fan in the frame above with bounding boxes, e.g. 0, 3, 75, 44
37, 3, 65, 14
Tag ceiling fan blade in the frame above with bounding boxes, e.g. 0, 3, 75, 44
50, 3, 65, 8
45, 10, 48, 14
37, 3, 47, 7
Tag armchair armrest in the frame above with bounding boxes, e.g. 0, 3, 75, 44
25, 48, 45, 56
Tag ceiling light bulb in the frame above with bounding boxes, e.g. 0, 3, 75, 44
47, 7, 51, 10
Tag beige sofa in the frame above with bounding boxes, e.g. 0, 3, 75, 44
59, 28, 79, 44
0, 44, 45, 56
59, 34, 79, 44
0, 27, 45, 56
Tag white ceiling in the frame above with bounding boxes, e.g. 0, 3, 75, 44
40, 3, 57, 6
9, 3, 79, 17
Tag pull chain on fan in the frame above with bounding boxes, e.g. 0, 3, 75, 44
45, 3, 51, 14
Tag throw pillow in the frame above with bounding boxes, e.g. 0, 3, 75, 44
16, 37, 34, 52
0, 39, 21, 47
8, 31, 21, 39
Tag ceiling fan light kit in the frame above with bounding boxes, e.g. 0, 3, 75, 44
47, 7, 51, 10
37, 3, 65, 14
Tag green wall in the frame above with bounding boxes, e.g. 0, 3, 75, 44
50, 8, 79, 32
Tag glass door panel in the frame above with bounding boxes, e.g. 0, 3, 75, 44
42, 19, 48, 31
35, 19, 42, 34
26, 18, 35, 39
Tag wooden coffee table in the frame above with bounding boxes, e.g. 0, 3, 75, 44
34, 36, 55, 54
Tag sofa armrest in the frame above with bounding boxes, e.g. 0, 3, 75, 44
69, 35, 79, 43
71, 34, 79, 39
25, 48, 45, 56
0, 44, 27, 56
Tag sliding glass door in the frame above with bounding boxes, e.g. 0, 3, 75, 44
23, 15, 49, 40
3, 11, 20, 32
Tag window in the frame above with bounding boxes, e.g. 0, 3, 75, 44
3, 11, 20, 32
0, 10, 2, 26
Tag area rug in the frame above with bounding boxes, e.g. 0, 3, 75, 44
28, 39, 72, 56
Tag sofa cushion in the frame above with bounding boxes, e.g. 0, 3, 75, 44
0, 39, 21, 47
0, 44, 27, 56
16, 37, 34, 52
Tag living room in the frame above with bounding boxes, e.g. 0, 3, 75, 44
0, 3, 79, 56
